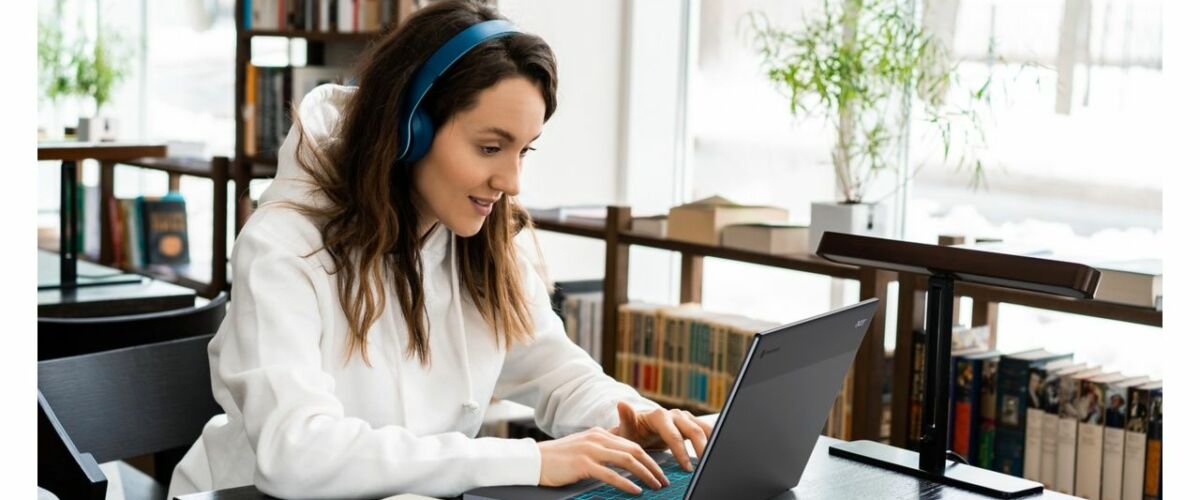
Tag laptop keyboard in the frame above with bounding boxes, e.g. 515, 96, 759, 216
572, 459, 695, 499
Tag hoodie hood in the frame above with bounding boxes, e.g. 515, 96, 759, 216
260, 83, 480, 416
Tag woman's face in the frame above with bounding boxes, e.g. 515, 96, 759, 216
412, 76, 545, 238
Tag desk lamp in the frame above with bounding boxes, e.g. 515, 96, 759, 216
816, 231, 1100, 498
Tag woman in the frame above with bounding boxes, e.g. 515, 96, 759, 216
168, 1, 712, 498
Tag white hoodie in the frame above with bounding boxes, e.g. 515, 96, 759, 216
167, 84, 660, 499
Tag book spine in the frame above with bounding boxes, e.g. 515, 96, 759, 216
994, 357, 1035, 476
977, 357, 1000, 468
1041, 398, 1062, 490
966, 357, 987, 465
1101, 399, 1127, 500
907, 331, 926, 450
1143, 387, 1162, 500
1056, 375, 1084, 494
951, 356, 973, 458
591, 296, 601, 364
1074, 380, 1106, 498
1024, 365, 1051, 481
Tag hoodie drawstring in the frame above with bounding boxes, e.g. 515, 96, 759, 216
448, 233, 481, 415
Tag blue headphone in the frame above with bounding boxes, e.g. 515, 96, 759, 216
395, 19, 521, 166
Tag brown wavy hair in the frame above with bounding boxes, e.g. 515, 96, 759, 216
288, 0, 557, 365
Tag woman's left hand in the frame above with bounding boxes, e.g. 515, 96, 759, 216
606, 401, 714, 471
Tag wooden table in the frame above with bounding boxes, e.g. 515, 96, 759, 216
38, 250, 195, 318
37, 142, 168, 290
175, 433, 1074, 500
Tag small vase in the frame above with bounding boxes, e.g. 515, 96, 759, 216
808, 201, 890, 254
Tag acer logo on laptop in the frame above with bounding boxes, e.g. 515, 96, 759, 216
855, 318, 868, 328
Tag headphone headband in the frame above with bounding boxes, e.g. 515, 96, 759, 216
397, 19, 521, 164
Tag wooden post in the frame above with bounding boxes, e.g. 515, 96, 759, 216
601, 206, 632, 377
680, 253, 703, 304
234, 160, 252, 236
972, 300, 1000, 349
208, 157, 231, 298
850, 268, 891, 441
891, 273, 927, 448
98, 161, 115, 265
168, 173, 182, 192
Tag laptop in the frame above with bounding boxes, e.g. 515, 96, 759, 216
463, 298, 879, 500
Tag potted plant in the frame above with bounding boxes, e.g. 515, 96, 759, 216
745, 0, 993, 252
38, 15, 75, 140
73, 28, 129, 142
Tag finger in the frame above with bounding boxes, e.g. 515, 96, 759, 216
655, 410, 692, 471
674, 411, 709, 459
686, 411, 715, 438
616, 400, 639, 435
590, 462, 644, 495
602, 431, 669, 487
595, 446, 662, 490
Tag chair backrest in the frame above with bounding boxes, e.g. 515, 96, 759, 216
38, 390, 108, 500
37, 334, 222, 465
38, 291, 228, 360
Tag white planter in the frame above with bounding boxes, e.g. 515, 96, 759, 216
808, 201, 890, 254
77, 116, 119, 142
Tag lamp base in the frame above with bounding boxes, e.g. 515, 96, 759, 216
828, 440, 1044, 499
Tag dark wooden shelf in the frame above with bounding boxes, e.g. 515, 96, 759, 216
529, 217, 606, 239
618, 231, 861, 280
956, 281, 1162, 327
239, 29, 384, 43
119, 262, 225, 296
528, 216, 862, 280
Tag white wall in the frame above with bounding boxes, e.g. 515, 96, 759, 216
500, 0, 686, 305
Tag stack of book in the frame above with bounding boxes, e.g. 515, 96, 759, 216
550, 279, 605, 364
106, 193, 191, 270
243, 0, 407, 32
244, 65, 351, 159
526, 205, 608, 225
907, 344, 1163, 499
614, 301, 779, 414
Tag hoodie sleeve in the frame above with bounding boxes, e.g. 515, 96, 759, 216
492, 248, 662, 438
212, 211, 541, 499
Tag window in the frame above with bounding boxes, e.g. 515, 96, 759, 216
681, 0, 1163, 378
38, 0, 237, 273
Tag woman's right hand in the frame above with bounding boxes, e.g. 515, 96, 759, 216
536, 427, 670, 495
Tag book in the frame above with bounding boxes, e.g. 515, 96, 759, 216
292, 66, 351, 107
140, 194, 190, 266
630, 215, 668, 238
550, 279, 603, 319
951, 350, 1001, 464
666, 195, 788, 246
907, 325, 993, 451
1040, 363, 1098, 491
1075, 373, 1138, 498
992, 350, 1073, 477
1121, 381, 1157, 500
720, 223, 810, 255
1092, 259, 1161, 309
1057, 370, 1118, 494
1024, 360, 1085, 482
1141, 381, 1163, 500
527, 204, 608, 223
1099, 376, 1151, 500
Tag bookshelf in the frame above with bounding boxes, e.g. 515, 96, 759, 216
530, 206, 897, 442
232, 0, 418, 234
96, 156, 231, 298
888, 269, 1164, 451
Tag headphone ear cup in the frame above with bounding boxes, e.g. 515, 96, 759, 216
403, 106, 435, 165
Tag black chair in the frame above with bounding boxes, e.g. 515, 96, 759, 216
39, 291, 228, 361
39, 390, 108, 499
38, 334, 222, 500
